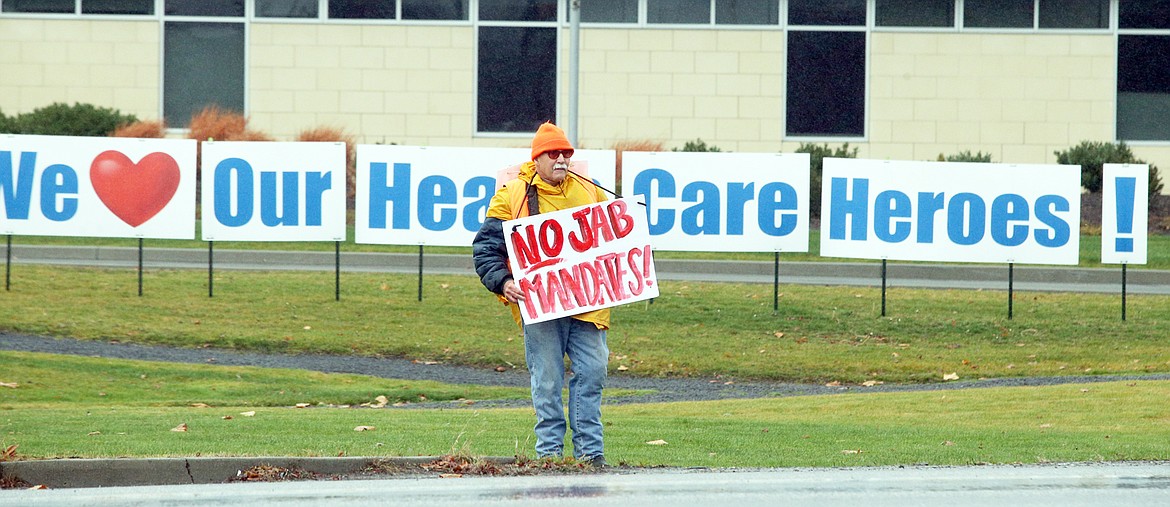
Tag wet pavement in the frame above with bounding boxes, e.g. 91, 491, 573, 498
5, 462, 1169, 506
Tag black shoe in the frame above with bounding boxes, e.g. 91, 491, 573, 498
583, 455, 607, 468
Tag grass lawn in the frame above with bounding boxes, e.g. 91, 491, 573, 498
2, 351, 1166, 466
1, 255, 1168, 467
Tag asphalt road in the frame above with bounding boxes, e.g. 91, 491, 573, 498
5, 244, 1170, 294
6, 462, 1169, 506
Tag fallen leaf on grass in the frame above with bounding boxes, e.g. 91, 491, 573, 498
942, 372, 960, 381
841, 449, 863, 454
222, 416, 233, 420
240, 411, 256, 417
87, 431, 101, 436
367, 395, 389, 408
943, 441, 955, 446
825, 381, 841, 387
170, 423, 188, 432
190, 403, 211, 408
294, 403, 311, 408
645, 439, 668, 446
439, 473, 463, 479
861, 380, 884, 387
0, 382, 18, 388
354, 426, 376, 432
617, 365, 629, 371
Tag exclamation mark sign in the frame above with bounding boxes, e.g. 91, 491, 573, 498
1115, 176, 1136, 253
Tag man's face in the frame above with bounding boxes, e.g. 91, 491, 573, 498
534, 149, 572, 185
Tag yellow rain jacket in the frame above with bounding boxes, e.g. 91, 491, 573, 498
476, 161, 610, 329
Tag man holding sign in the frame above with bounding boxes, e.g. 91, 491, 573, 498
473, 122, 611, 466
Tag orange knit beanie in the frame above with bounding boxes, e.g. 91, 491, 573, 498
530, 122, 574, 161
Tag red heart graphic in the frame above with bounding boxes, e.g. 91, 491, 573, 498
90, 150, 181, 227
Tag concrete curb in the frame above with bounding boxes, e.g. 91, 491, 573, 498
1, 456, 512, 489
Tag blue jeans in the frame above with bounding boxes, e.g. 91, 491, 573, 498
523, 317, 608, 460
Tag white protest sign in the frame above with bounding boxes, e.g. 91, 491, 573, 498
621, 151, 810, 252
200, 141, 348, 242
820, 158, 1082, 264
1101, 164, 1149, 265
356, 145, 616, 246
0, 134, 196, 239
504, 197, 658, 324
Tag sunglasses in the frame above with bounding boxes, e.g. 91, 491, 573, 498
544, 149, 573, 160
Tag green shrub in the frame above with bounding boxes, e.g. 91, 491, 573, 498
1054, 140, 1164, 197
6, 102, 138, 137
796, 142, 858, 218
940, 150, 993, 163
0, 109, 16, 134
672, 138, 722, 152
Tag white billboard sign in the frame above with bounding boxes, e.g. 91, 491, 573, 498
820, 158, 1081, 264
200, 141, 348, 242
0, 134, 196, 239
355, 145, 616, 247
1101, 164, 1149, 265
621, 151, 810, 252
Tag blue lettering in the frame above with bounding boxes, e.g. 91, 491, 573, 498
0, 151, 36, 220
368, 162, 410, 230
39, 164, 78, 221
681, 181, 719, 235
418, 175, 456, 231
462, 176, 494, 232
915, 192, 945, 243
214, 158, 253, 227
874, 190, 911, 243
1033, 195, 1070, 247
631, 168, 675, 235
829, 177, 868, 240
946, 193, 985, 245
260, 171, 299, 227
726, 182, 753, 235
758, 182, 797, 236
303, 171, 330, 227
990, 193, 1029, 246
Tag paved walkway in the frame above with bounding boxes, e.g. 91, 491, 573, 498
5, 244, 1170, 294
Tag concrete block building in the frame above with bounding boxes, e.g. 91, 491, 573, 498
1, 0, 1168, 173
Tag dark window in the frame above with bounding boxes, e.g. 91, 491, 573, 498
716, 0, 778, 25
403, 0, 467, 20
963, 0, 1033, 28
648, 0, 708, 24
788, 0, 866, 26
876, 0, 954, 27
1, 0, 73, 13
479, 0, 557, 22
165, 0, 244, 17
565, 0, 636, 23
478, 26, 557, 133
1119, 0, 1170, 29
164, 22, 246, 128
255, 0, 318, 18
1039, 0, 1108, 29
329, 0, 395, 19
82, 0, 153, 15
1117, 35, 1170, 141
786, 30, 866, 137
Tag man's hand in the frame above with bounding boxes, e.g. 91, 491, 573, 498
502, 279, 525, 303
